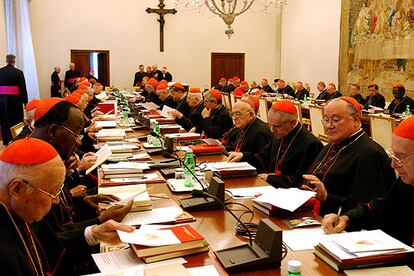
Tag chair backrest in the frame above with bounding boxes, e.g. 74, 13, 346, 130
293, 102, 304, 124
258, 98, 269, 123
10, 122, 24, 139
309, 104, 325, 138
230, 93, 236, 107
318, 133, 330, 145
369, 115, 396, 150
222, 92, 232, 110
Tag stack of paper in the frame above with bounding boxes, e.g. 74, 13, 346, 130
253, 188, 315, 213
95, 129, 126, 141
314, 230, 414, 271
202, 162, 257, 178
95, 120, 117, 128
98, 184, 152, 212
101, 162, 150, 178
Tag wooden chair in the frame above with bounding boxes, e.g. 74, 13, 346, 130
132, 86, 139, 92
230, 93, 236, 108
10, 122, 24, 139
258, 98, 269, 123
293, 102, 311, 129
369, 115, 396, 150
309, 104, 325, 139
221, 92, 232, 110
318, 134, 330, 145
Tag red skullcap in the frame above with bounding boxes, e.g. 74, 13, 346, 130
328, 83, 336, 89
189, 87, 201, 93
173, 82, 184, 90
240, 81, 248, 86
318, 81, 325, 86
271, 100, 297, 114
147, 78, 159, 88
34, 98, 63, 122
262, 78, 268, 83
277, 79, 285, 84
26, 99, 40, 112
88, 78, 95, 83
393, 83, 405, 89
241, 96, 260, 112
64, 94, 81, 105
219, 77, 226, 82
339, 96, 362, 115
157, 83, 168, 90
0, 137, 58, 165
210, 89, 222, 100
394, 116, 414, 140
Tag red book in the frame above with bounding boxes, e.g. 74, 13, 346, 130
189, 144, 223, 155
98, 102, 116, 114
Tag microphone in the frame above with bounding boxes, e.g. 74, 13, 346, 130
191, 189, 252, 245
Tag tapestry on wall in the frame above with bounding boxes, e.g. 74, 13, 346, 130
339, 0, 414, 100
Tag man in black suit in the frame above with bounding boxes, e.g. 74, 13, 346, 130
0, 54, 28, 145
51, 66, 62, 97
133, 64, 147, 86
363, 83, 386, 109
159, 66, 173, 82
64, 62, 81, 89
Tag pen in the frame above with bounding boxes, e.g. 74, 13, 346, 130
335, 206, 342, 226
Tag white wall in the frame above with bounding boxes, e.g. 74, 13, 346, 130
280, 0, 341, 92
29, 0, 281, 99
0, 0, 7, 62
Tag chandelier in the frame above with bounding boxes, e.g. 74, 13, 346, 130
174, 0, 287, 38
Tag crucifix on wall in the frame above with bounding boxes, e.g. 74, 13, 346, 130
146, 0, 177, 52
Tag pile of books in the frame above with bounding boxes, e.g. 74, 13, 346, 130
203, 162, 257, 178
101, 162, 148, 179
120, 224, 209, 263
95, 129, 126, 141
314, 229, 414, 271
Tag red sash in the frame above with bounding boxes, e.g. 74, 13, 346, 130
67, 78, 76, 84
0, 86, 19, 95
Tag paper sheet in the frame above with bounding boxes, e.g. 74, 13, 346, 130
121, 206, 185, 226
117, 228, 181, 247
283, 227, 326, 251
187, 265, 220, 276
344, 265, 414, 276
86, 144, 112, 175
227, 186, 276, 198
96, 121, 117, 128
253, 188, 315, 212
160, 105, 176, 118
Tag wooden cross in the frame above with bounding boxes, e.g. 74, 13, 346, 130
146, 0, 177, 52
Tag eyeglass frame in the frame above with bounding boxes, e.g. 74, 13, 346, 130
58, 124, 83, 144
386, 148, 414, 167
230, 111, 250, 119
321, 112, 357, 127
23, 180, 65, 200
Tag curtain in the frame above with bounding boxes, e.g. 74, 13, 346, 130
4, 0, 39, 100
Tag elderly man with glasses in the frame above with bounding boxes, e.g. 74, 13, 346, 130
301, 97, 395, 216
322, 116, 414, 246
0, 138, 134, 275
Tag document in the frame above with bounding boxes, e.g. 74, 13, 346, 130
160, 105, 176, 118
187, 265, 220, 276
204, 162, 256, 171
121, 206, 185, 226
344, 265, 414, 276
117, 228, 181, 246
283, 227, 326, 251
96, 121, 117, 128
253, 188, 315, 212
86, 144, 112, 175
227, 186, 276, 198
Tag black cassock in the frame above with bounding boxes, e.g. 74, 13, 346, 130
243, 123, 323, 187
0, 205, 97, 275
133, 71, 148, 86
222, 84, 236, 93
201, 105, 233, 139
163, 95, 177, 109
351, 93, 365, 105
346, 178, 414, 246
307, 129, 395, 216
325, 91, 342, 101
175, 95, 191, 118
148, 92, 164, 107
0, 64, 28, 145
316, 90, 328, 100
262, 84, 274, 93
277, 85, 294, 97
159, 72, 173, 82
51, 71, 61, 97
64, 69, 81, 88
294, 88, 309, 101
176, 101, 204, 132
363, 93, 386, 109
224, 118, 272, 157
387, 95, 414, 114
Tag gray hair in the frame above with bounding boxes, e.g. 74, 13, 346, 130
204, 92, 221, 104
188, 92, 202, 101
269, 108, 297, 123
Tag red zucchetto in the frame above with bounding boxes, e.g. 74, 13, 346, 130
339, 96, 362, 115
34, 98, 63, 122
394, 116, 414, 140
0, 137, 58, 165
271, 100, 297, 114
241, 95, 260, 112
209, 89, 222, 100
189, 87, 201, 93
26, 99, 40, 112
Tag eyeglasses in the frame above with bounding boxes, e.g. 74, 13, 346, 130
386, 149, 414, 167
231, 111, 248, 119
59, 125, 83, 144
23, 180, 65, 200
321, 113, 356, 127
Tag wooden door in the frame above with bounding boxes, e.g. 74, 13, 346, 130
211, 53, 245, 87
70, 50, 90, 77
70, 49, 110, 86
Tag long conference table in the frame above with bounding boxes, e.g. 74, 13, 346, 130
96, 126, 345, 276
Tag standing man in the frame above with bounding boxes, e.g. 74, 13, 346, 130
133, 65, 146, 87
0, 54, 28, 145
51, 66, 62, 97
363, 83, 386, 109
159, 66, 173, 82
64, 62, 81, 89
151, 64, 162, 81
